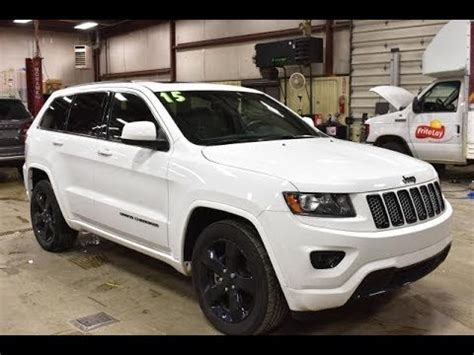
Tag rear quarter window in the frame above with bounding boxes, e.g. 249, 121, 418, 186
40, 96, 73, 131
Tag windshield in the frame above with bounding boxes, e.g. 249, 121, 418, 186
155, 90, 324, 146
0, 99, 32, 121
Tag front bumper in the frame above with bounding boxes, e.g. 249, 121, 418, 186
258, 201, 453, 311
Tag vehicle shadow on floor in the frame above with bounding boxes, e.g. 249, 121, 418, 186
71, 233, 196, 301
71, 234, 445, 335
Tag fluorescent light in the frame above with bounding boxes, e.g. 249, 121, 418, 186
13, 20, 32, 24
74, 22, 98, 30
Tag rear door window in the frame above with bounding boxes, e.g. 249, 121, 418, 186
39, 96, 73, 131
66, 92, 109, 137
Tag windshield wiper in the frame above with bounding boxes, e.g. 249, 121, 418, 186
204, 134, 317, 146
255, 134, 318, 141
204, 136, 263, 146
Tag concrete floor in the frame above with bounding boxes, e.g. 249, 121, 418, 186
0, 167, 472, 335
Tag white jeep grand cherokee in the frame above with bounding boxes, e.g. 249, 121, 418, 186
23, 82, 452, 335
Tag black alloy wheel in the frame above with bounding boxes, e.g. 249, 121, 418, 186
30, 180, 77, 252
32, 188, 56, 243
198, 238, 256, 323
192, 219, 288, 335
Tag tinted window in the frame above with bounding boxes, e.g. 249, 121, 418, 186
156, 91, 323, 146
66, 92, 108, 136
0, 99, 32, 121
420, 81, 461, 113
39, 96, 73, 130
107, 93, 162, 141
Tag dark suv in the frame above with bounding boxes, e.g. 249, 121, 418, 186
0, 95, 33, 176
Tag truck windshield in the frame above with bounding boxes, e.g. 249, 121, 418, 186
155, 90, 324, 146
0, 99, 32, 121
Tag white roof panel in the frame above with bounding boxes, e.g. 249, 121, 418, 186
422, 20, 470, 77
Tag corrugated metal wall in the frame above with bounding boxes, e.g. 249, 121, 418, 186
350, 20, 448, 117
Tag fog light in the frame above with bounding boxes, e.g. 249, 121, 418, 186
310, 251, 345, 269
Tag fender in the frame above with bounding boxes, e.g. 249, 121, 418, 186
175, 199, 289, 288
25, 163, 76, 229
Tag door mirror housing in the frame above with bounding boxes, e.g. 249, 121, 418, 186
120, 121, 169, 151
412, 96, 422, 113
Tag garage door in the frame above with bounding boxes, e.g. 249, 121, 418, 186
350, 20, 448, 118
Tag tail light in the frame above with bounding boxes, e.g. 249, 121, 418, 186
362, 123, 370, 142
19, 121, 32, 144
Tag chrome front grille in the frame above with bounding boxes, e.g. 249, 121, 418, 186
367, 182, 445, 229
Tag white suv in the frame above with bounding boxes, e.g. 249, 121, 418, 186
23, 82, 452, 335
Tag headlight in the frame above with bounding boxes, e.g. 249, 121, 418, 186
283, 192, 356, 217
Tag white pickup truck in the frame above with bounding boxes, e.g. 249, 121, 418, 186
365, 20, 474, 168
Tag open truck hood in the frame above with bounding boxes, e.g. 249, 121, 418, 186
369, 86, 414, 111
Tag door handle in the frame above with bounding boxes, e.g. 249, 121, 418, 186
456, 124, 461, 134
52, 140, 64, 147
97, 148, 112, 157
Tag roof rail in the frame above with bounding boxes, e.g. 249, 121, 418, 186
64, 80, 135, 89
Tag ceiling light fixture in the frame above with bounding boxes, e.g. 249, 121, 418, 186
74, 22, 98, 30
13, 20, 32, 24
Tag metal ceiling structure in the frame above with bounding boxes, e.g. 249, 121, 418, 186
0, 20, 165, 38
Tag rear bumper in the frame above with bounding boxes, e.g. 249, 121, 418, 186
0, 146, 25, 165
0, 155, 24, 165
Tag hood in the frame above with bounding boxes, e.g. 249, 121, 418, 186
202, 138, 436, 193
370, 86, 414, 110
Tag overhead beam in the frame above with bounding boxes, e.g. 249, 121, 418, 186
99, 20, 165, 38
175, 21, 350, 52
0, 20, 77, 33
100, 68, 171, 81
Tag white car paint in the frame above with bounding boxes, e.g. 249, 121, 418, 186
24, 81, 452, 313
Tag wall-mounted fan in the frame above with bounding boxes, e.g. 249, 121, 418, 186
289, 72, 307, 115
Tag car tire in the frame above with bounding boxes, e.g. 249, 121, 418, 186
192, 219, 288, 335
380, 141, 409, 155
30, 180, 78, 252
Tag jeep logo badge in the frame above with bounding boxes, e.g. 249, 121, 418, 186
402, 176, 416, 184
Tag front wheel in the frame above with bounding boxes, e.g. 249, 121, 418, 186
192, 220, 288, 335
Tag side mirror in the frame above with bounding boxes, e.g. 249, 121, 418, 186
412, 96, 422, 113
301, 116, 314, 127
120, 121, 169, 151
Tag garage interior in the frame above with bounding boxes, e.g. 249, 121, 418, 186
0, 19, 473, 335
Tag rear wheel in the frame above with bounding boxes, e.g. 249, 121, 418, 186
192, 219, 288, 335
380, 141, 409, 155
30, 180, 77, 252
